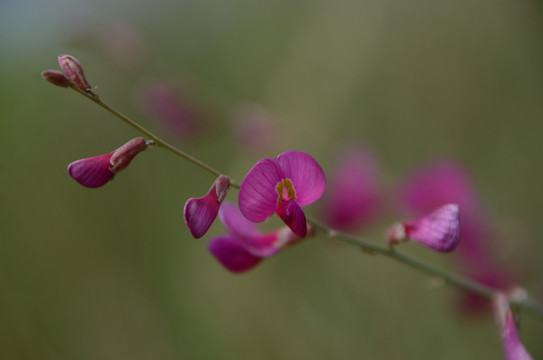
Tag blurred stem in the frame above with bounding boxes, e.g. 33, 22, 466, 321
307, 218, 543, 320
68, 86, 543, 320
74, 88, 241, 188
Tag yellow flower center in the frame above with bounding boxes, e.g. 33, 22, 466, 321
276, 178, 296, 207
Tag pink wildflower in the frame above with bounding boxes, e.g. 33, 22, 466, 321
208, 203, 302, 273
238, 151, 326, 238
399, 160, 511, 312
184, 175, 231, 239
67, 137, 153, 188
388, 204, 460, 252
494, 293, 533, 360
322, 146, 380, 231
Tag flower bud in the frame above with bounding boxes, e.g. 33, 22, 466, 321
58, 54, 92, 93
67, 137, 153, 188
493, 293, 533, 360
184, 175, 231, 239
41, 70, 71, 88
110, 137, 154, 173
388, 203, 460, 252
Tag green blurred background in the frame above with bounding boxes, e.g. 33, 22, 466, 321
1, 0, 542, 359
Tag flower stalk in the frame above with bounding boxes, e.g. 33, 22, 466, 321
48, 62, 543, 321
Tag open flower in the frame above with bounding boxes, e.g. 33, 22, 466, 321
208, 202, 302, 273
238, 151, 325, 238
388, 203, 460, 252
494, 293, 533, 360
68, 137, 153, 188
184, 175, 230, 239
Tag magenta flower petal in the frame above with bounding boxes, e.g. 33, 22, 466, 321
208, 236, 262, 273
404, 204, 460, 252
238, 158, 282, 222
277, 200, 307, 238
184, 195, 220, 239
494, 294, 533, 360
184, 176, 231, 239
67, 153, 115, 188
322, 146, 380, 231
389, 204, 460, 252
219, 202, 279, 257
276, 151, 326, 206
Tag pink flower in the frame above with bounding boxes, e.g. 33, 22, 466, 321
68, 137, 153, 188
322, 146, 380, 231
208, 203, 302, 273
399, 160, 511, 311
139, 81, 202, 140
183, 175, 231, 239
494, 293, 533, 360
238, 151, 326, 238
58, 54, 93, 94
388, 204, 460, 252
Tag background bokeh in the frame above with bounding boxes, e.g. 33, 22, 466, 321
1, 0, 542, 359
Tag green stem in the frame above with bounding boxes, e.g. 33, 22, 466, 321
306, 219, 543, 320
77, 89, 241, 188
72, 87, 543, 320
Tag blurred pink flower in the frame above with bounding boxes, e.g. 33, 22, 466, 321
388, 204, 460, 252
399, 160, 511, 313
139, 82, 202, 140
322, 146, 380, 231
232, 105, 277, 153
493, 293, 533, 360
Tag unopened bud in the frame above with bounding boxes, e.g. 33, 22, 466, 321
67, 137, 153, 188
58, 54, 92, 93
214, 175, 231, 203
41, 70, 71, 87
110, 137, 154, 173
387, 204, 460, 252
183, 175, 231, 239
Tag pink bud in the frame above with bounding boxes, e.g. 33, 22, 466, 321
110, 138, 154, 173
58, 54, 92, 93
493, 293, 533, 360
184, 175, 231, 239
67, 137, 153, 188
388, 204, 460, 252
41, 70, 71, 88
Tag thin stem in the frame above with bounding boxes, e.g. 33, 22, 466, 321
307, 218, 543, 320
69, 87, 543, 320
76, 89, 241, 188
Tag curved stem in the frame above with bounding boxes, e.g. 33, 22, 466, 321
76, 89, 241, 188
69, 87, 543, 320
306, 218, 543, 320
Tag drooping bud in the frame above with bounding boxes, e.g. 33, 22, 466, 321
388, 204, 460, 252
493, 293, 533, 360
58, 54, 93, 93
110, 137, 154, 173
41, 70, 71, 88
67, 137, 153, 188
184, 175, 231, 239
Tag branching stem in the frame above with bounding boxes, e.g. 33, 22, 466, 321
71, 87, 543, 320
